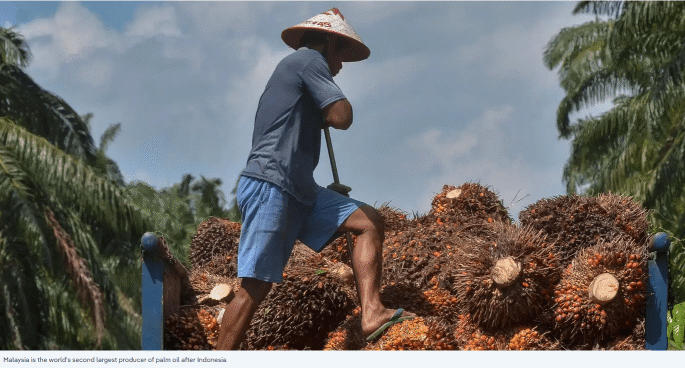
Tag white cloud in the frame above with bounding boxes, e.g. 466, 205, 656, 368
336, 53, 431, 101
452, 3, 594, 89
406, 105, 515, 172
125, 4, 181, 38
407, 128, 478, 172
74, 57, 116, 88
19, 2, 117, 73
178, 2, 278, 36
346, 2, 425, 26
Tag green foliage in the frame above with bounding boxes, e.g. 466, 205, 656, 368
668, 302, 685, 350
670, 238, 685, 305
0, 118, 148, 349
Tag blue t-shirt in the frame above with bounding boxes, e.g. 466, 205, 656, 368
241, 48, 347, 205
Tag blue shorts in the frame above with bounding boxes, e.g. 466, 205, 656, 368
236, 175, 365, 283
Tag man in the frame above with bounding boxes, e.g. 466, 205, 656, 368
215, 8, 414, 350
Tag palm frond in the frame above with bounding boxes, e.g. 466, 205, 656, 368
0, 27, 32, 68
543, 20, 609, 72
58, 206, 122, 312
43, 207, 105, 345
0, 66, 97, 162
572, 1, 624, 18
1, 283, 24, 349
0, 226, 44, 349
0, 117, 148, 237
0, 146, 36, 203
554, 69, 639, 138
99, 123, 121, 154
37, 276, 98, 349
611, 2, 685, 42
647, 133, 685, 211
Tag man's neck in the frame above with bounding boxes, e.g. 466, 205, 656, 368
305, 44, 326, 58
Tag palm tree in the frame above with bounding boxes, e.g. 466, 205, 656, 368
1, 26, 31, 68
1, 26, 239, 349
545, 1, 685, 214
0, 117, 148, 349
1, 27, 148, 349
1, 27, 98, 163
544, 1, 685, 347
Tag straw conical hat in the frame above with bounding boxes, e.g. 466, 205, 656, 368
281, 8, 370, 62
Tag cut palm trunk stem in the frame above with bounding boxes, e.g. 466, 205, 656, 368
588, 273, 619, 305
491, 257, 521, 287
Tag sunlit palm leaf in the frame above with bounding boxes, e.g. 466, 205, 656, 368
0, 146, 35, 203
0, 117, 147, 237
0, 65, 97, 162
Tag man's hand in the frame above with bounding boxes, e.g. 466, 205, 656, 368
327, 182, 352, 197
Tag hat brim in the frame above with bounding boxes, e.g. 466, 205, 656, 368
281, 27, 370, 62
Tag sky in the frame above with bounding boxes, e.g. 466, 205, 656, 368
1, 1, 599, 220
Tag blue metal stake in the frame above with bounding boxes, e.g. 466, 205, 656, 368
141, 232, 164, 350
646, 232, 670, 350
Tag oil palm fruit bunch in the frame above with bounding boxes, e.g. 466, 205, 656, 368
377, 282, 437, 320
450, 224, 561, 330
189, 217, 241, 276
422, 183, 511, 239
164, 306, 219, 350
518, 194, 646, 265
381, 222, 460, 290
241, 276, 354, 350
422, 285, 461, 323
364, 316, 458, 351
187, 264, 236, 296
506, 326, 559, 350
462, 326, 506, 350
364, 317, 430, 351
423, 317, 460, 350
377, 204, 414, 235
549, 239, 648, 348
319, 232, 356, 266
285, 242, 358, 301
595, 193, 649, 244
453, 313, 477, 344
241, 245, 355, 350
606, 317, 645, 350
322, 313, 367, 351
453, 312, 505, 350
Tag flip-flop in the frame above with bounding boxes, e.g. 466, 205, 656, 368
365, 308, 415, 342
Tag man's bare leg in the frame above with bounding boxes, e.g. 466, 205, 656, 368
215, 278, 272, 350
339, 205, 415, 337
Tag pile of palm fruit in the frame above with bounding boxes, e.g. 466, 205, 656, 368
164, 182, 652, 350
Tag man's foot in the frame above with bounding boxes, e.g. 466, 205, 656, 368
362, 308, 416, 341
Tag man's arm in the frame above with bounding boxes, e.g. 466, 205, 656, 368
323, 98, 353, 130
